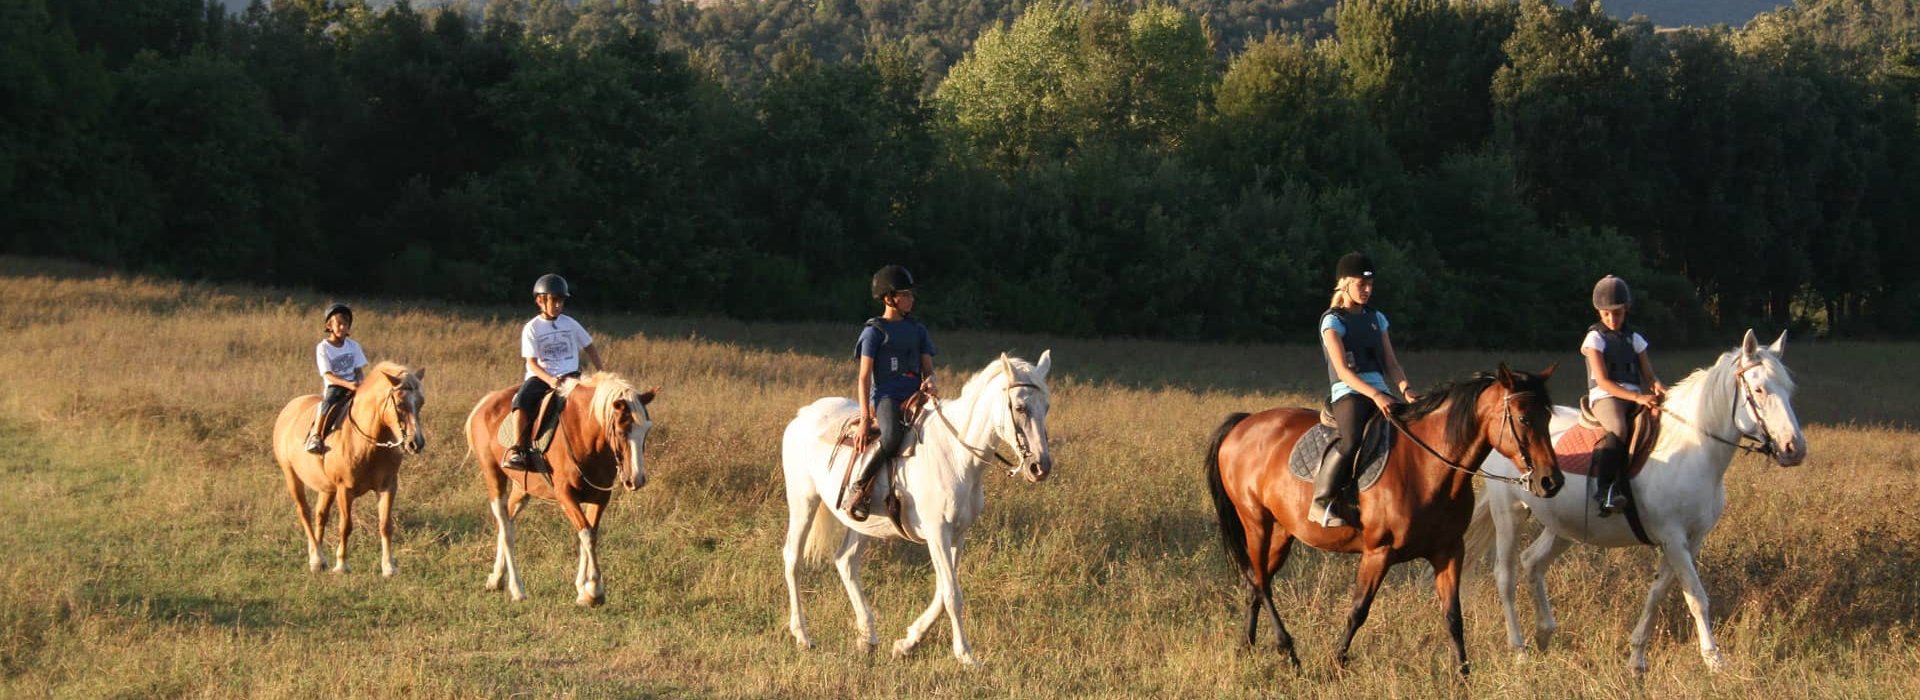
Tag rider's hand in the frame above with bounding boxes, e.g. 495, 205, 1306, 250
1637, 392, 1659, 410
861, 409, 875, 428
1401, 387, 1420, 402
1370, 392, 1398, 414
921, 377, 938, 398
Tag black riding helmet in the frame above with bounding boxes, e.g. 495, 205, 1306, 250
1335, 252, 1375, 280
322, 303, 353, 326
534, 273, 570, 298
871, 265, 915, 300
1592, 275, 1631, 310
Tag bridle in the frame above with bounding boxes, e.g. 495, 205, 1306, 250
1657, 357, 1780, 458
562, 391, 652, 493
346, 384, 421, 452
1381, 387, 1543, 488
928, 357, 1045, 478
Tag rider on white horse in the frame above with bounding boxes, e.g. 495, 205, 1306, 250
1582, 275, 1667, 515
847, 265, 937, 521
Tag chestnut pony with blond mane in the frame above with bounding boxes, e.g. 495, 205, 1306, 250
465, 372, 655, 606
271, 361, 426, 576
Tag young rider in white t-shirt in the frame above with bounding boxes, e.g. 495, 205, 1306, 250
504, 273, 606, 471
1583, 274, 1666, 516
306, 303, 369, 454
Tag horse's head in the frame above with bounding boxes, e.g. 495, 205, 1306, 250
377, 365, 427, 455
1484, 363, 1563, 498
1734, 329, 1806, 466
993, 351, 1054, 483
588, 374, 657, 490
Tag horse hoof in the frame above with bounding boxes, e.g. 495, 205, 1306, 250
891, 639, 915, 657
332, 563, 350, 574
508, 589, 528, 602
307, 561, 325, 573
575, 593, 601, 607
380, 563, 397, 578
1703, 650, 1728, 673
954, 651, 978, 666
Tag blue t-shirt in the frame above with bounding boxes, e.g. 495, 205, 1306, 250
1320, 310, 1393, 402
856, 317, 936, 404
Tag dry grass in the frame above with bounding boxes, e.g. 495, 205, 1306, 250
1, 258, 1916, 698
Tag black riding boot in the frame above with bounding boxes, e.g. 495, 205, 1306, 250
504, 409, 539, 472
1592, 435, 1629, 517
1310, 444, 1358, 528
304, 402, 331, 454
847, 454, 888, 522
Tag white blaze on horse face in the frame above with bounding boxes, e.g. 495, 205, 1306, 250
1744, 358, 1807, 466
625, 404, 654, 490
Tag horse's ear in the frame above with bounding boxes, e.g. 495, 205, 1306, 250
1538, 361, 1558, 380
1742, 328, 1760, 357
639, 387, 658, 405
611, 398, 628, 415
414, 367, 426, 381
383, 371, 401, 386
1496, 362, 1515, 388
1768, 330, 1787, 357
1034, 349, 1052, 381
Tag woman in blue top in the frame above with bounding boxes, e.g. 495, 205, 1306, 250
1312, 252, 1418, 528
846, 265, 937, 521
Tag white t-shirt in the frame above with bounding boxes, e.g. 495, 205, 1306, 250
1582, 329, 1649, 403
522, 314, 594, 379
315, 338, 368, 389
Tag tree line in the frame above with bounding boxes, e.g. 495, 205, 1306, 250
4, 0, 1917, 348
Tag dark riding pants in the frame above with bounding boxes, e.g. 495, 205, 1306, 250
857, 396, 910, 486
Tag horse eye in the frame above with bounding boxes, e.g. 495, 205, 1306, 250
1014, 405, 1028, 414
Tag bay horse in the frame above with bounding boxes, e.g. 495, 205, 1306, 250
270, 361, 427, 576
464, 373, 655, 606
1468, 330, 1806, 672
1204, 364, 1563, 674
781, 352, 1054, 666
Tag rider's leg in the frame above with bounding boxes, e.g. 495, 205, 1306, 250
1311, 394, 1371, 527
305, 385, 351, 454
848, 396, 904, 521
505, 376, 549, 470
1592, 397, 1633, 515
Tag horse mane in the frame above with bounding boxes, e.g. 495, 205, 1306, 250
959, 354, 1046, 399
1397, 374, 1496, 458
581, 371, 643, 426
366, 361, 418, 393
1659, 345, 1791, 450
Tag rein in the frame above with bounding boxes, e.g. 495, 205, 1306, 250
556, 393, 648, 493
1655, 360, 1777, 458
345, 390, 413, 450
1380, 390, 1537, 487
927, 358, 1042, 478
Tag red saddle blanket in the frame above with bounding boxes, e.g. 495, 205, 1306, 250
1553, 419, 1658, 478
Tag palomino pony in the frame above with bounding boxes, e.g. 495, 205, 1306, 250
1469, 330, 1806, 672
782, 352, 1054, 666
271, 361, 427, 576
1205, 365, 1563, 674
464, 373, 656, 606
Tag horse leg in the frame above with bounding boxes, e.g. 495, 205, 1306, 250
1664, 539, 1727, 672
894, 566, 947, 659
376, 472, 398, 577
1629, 552, 1679, 673
310, 489, 335, 573
1333, 550, 1391, 671
931, 527, 976, 665
282, 471, 323, 572
832, 532, 879, 652
577, 501, 605, 606
1520, 529, 1574, 651
1488, 489, 1528, 655
485, 492, 528, 601
331, 486, 353, 574
1255, 528, 1300, 668
554, 493, 597, 607
1432, 544, 1469, 676
782, 492, 819, 650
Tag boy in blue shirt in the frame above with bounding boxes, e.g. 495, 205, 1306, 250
847, 265, 937, 521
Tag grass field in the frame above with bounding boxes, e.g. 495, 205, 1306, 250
2, 258, 1917, 698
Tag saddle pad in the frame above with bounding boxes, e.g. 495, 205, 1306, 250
495, 394, 566, 452
1286, 422, 1393, 493
1553, 421, 1657, 479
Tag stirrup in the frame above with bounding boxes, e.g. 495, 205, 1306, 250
1308, 501, 1347, 529
1595, 486, 1620, 517
304, 436, 328, 454
503, 446, 542, 473
846, 482, 874, 522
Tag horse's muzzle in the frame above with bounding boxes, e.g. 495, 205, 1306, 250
1023, 455, 1052, 483
1535, 469, 1565, 498
1775, 436, 1808, 467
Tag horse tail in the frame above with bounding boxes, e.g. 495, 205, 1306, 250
1463, 485, 1496, 563
1205, 412, 1254, 582
802, 501, 849, 566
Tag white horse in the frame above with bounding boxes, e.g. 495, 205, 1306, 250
1470, 330, 1807, 672
781, 352, 1054, 665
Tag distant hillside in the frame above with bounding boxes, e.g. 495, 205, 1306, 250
1579, 0, 1791, 27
